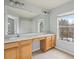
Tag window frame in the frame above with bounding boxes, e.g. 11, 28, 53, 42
5, 14, 19, 35
57, 11, 74, 42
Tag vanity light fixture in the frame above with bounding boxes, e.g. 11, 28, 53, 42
9, 0, 24, 8
41, 8, 50, 15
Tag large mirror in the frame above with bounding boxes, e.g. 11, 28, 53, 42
4, 3, 50, 37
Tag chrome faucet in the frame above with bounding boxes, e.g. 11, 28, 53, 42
16, 33, 20, 37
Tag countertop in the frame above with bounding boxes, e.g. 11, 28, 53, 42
4, 33, 55, 44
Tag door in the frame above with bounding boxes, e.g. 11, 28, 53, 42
20, 40, 32, 59
40, 36, 52, 51
46, 36, 52, 50
8, 18, 15, 35
4, 42, 19, 59
51, 35, 56, 47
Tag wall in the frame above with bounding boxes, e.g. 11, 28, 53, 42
50, 1, 74, 55
18, 14, 50, 52
56, 40, 74, 55
50, 1, 74, 34
32, 14, 50, 52
4, 6, 19, 35
5, 0, 74, 54
32, 14, 50, 33
4, 2, 50, 52
19, 17, 33, 34
5, 0, 42, 15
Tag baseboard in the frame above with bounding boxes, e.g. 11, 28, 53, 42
55, 47, 74, 56
32, 48, 40, 52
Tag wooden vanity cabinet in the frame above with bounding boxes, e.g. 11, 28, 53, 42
4, 40, 32, 59
20, 40, 32, 59
45, 36, 52, 50
4, 42, 19, 59
40, 36, 52, 51
40, 35, 56, 51
51, 35, 56, 48
4, 35, 56, 59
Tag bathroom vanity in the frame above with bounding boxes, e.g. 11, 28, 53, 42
4, 34, 56, 59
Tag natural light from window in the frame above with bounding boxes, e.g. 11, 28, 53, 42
58, 14, 74, 42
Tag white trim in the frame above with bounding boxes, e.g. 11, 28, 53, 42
5, 5, 20, 35
57, 11, 74, 40
5, 14, 19, 35
57, 17, 60, 40
8, 15, 17, 19
58, 11, 74, 17
37, 19, 44, 33
56, 11, 74, 56
32, 48, 40, 52
59, 26, 73, 27
55, 47, 74, 56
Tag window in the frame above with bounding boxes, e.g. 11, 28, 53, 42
58, 14, 74, 42
38, 19, 44, 33
40, 22, 43, 32
8, 18, 15, 35
5, 15, 19, 35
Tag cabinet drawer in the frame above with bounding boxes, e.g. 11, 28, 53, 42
20, 40, 32, 45
46, 36, 52, 44
5, 42, 19, 49
46, 36, 51, 39
33, 37, 45, 41
52, 35, 56, 38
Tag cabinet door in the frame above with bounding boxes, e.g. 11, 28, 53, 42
4, 42, 19, 59
40, 36, 52, 51
46, 36, 52, 50
51, 35, 56, 48
40, 39, 46, 51
20, 40, 32, 59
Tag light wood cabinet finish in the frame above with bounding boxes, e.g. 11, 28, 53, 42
45, 36, 52, 50
40, 35, 56, 51
32, 37, 45, 41
4, 40, 32, 59
40, 39, 46, 51
51, 35, 56, 48
4, 34, 56, 59
4, 42, 19, 59
20, 40, 32, 59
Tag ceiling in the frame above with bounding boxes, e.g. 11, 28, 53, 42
19, 0, 73, 9
7, 6, 39, 18
6, 0, 73, 18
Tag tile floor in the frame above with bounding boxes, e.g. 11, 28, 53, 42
32, 48, 74, 59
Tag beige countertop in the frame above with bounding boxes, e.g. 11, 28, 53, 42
4, 34, 55, 44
